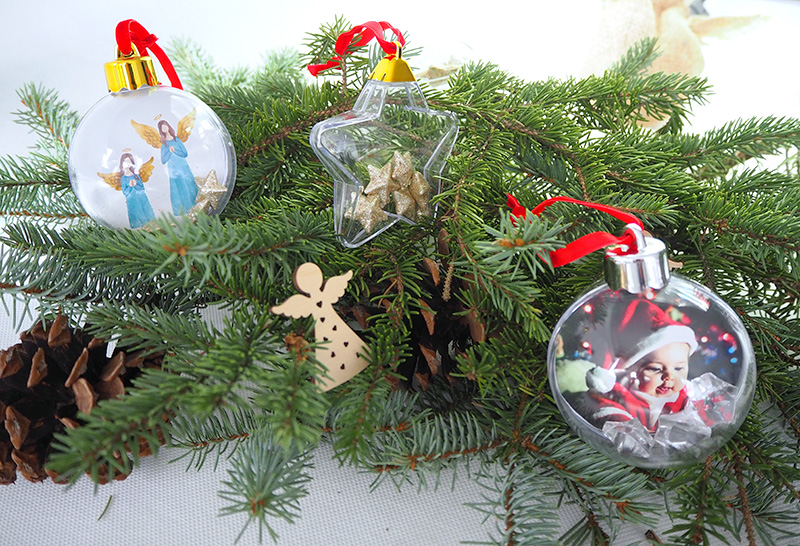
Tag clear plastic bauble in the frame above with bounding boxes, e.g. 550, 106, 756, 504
547, 275, 756, 468
310, 78, 458, 248
69, 85, 236, 229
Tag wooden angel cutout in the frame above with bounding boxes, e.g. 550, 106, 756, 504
131, 109, 199, 215
271, 262, 370, 391
97, 153, 156, 229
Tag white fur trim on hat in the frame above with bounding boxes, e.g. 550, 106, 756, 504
586, 365, 617, 393
620, 324, 697, 371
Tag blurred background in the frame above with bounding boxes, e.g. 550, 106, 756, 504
3, 0, 800, 156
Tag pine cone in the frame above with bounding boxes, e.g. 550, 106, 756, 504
339, 252, 479, 391
0, 316, 163, 484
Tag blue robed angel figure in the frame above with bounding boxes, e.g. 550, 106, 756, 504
97, 153, 156, 229
131, 110, 198, 215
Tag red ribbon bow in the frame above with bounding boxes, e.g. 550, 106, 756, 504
308, 21, 405, 76
506, 194, 644, 268
115, 19, 183, 90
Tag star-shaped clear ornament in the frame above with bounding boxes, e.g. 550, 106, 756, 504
310, 65, 458, 247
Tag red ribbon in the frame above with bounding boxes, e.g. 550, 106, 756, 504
506, 194, 644, 268
115, 19, 183, 90
308, 21, 405, 76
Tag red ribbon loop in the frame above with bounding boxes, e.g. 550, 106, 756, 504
308, 21, 405, 76
506, 194, 644, 268
115, 19, 183, 90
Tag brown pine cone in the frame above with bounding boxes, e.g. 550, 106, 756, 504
337, 255, 479, 392
0, 315, 163, 484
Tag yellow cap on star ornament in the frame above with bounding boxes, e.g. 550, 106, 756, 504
369, 43, 415, 82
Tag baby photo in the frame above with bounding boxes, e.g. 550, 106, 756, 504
553, 290, 745, 461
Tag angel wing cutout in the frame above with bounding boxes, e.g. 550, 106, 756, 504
177, 109, 196, 143
138, 157, 155, 182
321, 271, 353, 305
130, 120, 161, 148
271, 294, 317, 319
97, 171, 121, 191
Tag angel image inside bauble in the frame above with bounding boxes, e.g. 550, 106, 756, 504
97, 153, 156, 229
132, 110, 198, 215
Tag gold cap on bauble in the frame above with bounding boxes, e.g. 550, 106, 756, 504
104, 45, 159, 92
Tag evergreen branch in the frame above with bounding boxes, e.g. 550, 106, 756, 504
438, 113, 551, 338
364, 409, 501, 492
678, 117, 800, 169
732, 453, 758, 546
454, 330, 542, 397
517, 431, 657, 526
0, 211, 337, 308
237, 98, 353, 165
250, 340, 329, 451
218, 426, 312, 544
326, 389, 420, 437
169, 408, 258, 471
357, 238, 427, 324
49, 304, 317, 485
166, 38, 239, 91
302, 16, 357, 77
0, 153, 69, 185
467, 456, 561, 546
330, 322, 412, 464
775, 396, 800, 444
610, 37, 660, 77
561, 484, 610, 546
47, 367, 195, 482
13, 83, 80, 149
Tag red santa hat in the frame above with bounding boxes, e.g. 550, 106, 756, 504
613, 298, 697, 370
586, 298, 697, 393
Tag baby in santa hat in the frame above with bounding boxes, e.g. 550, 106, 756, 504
583, 298, 699, 433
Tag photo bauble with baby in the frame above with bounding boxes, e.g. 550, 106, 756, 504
550, 276, 755, 468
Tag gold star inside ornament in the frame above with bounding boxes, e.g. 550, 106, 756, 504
392, 187, 417, 218
391, 151, 413, 185
364, 162, 399, 206
352, 192, 387, 234
408, 171, 431, 218
349, 153, 435, 234
187, 170, 227, 220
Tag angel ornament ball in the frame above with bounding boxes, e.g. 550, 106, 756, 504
69, 62, 237, 229
271, 263, 370, 391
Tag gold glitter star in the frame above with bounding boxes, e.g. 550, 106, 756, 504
353, 192, 388, 234
393, 188, 417, 218
197, 170, 227, 211
365, 162, 399, 207
391, 151, 413, 186
409, 171, 431, 218
187, 169, 228, 220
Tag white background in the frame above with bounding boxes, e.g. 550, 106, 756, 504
1, 1, 799, 544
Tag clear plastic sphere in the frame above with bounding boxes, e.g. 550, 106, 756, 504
69, 86, 236, 229
547, 275, 756, 468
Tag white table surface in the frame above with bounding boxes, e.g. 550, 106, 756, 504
1, 1, 799, 544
